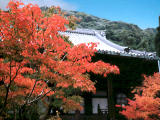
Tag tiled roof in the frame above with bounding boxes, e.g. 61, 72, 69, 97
60, 28, 158, 60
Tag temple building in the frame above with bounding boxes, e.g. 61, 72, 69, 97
60, 28, 159, 120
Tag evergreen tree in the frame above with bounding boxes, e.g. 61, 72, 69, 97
154, 17, 160, 57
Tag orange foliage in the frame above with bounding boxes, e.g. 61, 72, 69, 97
0, 0, 119, 112
119, 73, 160, 120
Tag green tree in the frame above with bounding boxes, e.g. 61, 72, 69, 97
154, 26, 160, 57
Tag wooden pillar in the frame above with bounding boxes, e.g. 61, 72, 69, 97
84, 93, 92, 115
107, 74, 115, 120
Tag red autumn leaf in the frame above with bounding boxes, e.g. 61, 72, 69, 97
0, 0, 119, 115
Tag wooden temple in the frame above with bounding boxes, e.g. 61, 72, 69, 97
59, 28, 159, 120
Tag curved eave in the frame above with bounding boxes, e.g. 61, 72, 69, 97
59, 28, 158, 60
97, 50, 159, 60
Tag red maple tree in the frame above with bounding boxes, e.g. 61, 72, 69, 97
118, 73, 160, 120
0, 0, 119, 118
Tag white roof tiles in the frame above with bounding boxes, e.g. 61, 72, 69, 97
60, 28, 158, 60
61, 31, 120, 52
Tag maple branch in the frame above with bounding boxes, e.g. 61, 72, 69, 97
27, 89, 51, 104
24, 77, 50, 105
3, 60, 12, 110
27, 80, 37, 99
3, 62, 21, 109
61, 53, 68, 61
11, 63, 21, 81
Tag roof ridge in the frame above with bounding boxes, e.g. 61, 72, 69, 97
93, 30, 126, 51
65, 28, 105, 35
60, 28, 158, 60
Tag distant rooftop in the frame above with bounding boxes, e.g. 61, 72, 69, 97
60, 28, 158, 60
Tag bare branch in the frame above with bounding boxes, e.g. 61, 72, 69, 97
27, 80, 37, 99
61, 53, 68, 61
3, 60, 12, 109
27, 89, 51, 104
11, 63, 21, 82
3, 62, 21, 109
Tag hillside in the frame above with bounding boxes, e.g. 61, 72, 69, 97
105, 21, 156, 51
41, 7, 157, 52
65, 10, 157, 52
64, 11, 109, 30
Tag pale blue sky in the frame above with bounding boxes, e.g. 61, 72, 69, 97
0, 0, 159, 29
64, 0, 160, 29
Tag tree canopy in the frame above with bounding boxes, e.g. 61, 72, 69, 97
154, 26, 160, 57
0, 1, 119, 119
118, 73, 160, 120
